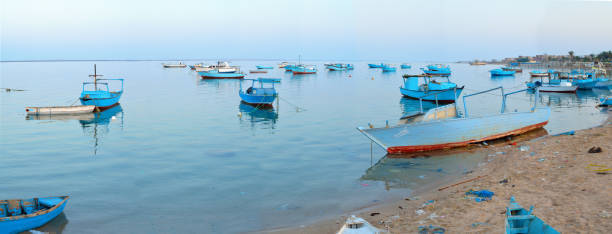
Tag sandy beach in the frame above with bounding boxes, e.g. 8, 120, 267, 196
270, 111, 612, 234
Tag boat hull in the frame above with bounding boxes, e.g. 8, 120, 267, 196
80, 92, 122, 110
382, 67, 396, 72
239, 92, 277, 105
368, 64, 383, 68
424, 71, 451, 76
0, 196, 69, 234
400, 87, 463, 103
25, 105, 95, 115
400, 65, 411, 69
256, 66, 273, 69
491, 70, 516, 76
600, 97, 612, 106
198, 71, 245, 79
358, 108, 550, 154
539, 86, 577, 93
594, 79, 612, 88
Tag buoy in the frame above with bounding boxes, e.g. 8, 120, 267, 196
111, 116, 116, 120
371, 76, 374, 80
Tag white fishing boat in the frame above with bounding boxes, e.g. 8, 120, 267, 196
337, 215, 383, 234
25, 105, 96, 115
162, 62, 187, 68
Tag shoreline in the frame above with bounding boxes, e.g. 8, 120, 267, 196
267, 112, 611, 233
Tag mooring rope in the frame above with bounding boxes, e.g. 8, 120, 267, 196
278, 96, 306, 112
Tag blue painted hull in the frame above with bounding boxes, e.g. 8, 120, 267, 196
0, 196, 69, 234
198, 71, 245, 79
491, 69, 516, 76
358, 107, 550, 154
506, 197, 559, 234
256, 66, 273, 69
572, 79, 597, 89
80, 91, 122, 110
594, 79, 612, 88
328, 66, 346, 71
400, 65, 411, 69
400, 87, 463, 103
382, 67, 396, 72
368, 64, 383, 68
600, 96, 612, 106
423, 70, 451, 76
239, 92, 277, 105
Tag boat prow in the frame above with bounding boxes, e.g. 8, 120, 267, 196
337, 215, 383, 234
0, 196, 70, 233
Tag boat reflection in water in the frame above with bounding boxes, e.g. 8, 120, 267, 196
80, 105, 124, 154
238, 102, 278, 129
361, 128, 547, 191
535, 89, 611, 107
31, 213, 69, 233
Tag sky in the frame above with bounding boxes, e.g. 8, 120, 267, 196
1, 0, 611, 61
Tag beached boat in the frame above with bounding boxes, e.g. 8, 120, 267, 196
368, 63, 384, 68
0, 196, 69, 233
422, 64, 451, 76
162, 62, 186, 68
256, 65, 273, 69
337, 215, 382, 234
25, 105, 95, 115
292, 65, 316, 74
358, 86, 550, 154
400, 74, 463, 103
505, 196, 559, 234
249, 70, 268, 74
239, 78, 280, 106
79, 65, 124, 111
382, 65, 396, 72
400, 64, 411, 69
600, 96, 612, 106
530, 70, 549, 77
198, 61, 244, 79
490, 69, 516, 76
502, 66, 522, 73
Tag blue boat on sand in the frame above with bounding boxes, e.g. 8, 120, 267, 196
400, 74, 463, 103
0, 196, 69, 234
79, 65, 124, 111
506, 196, 559, 234
368, 63, 385, 68
490, 69, 516, 76
256, 65, 273, 69
382, 65, 396, 72
400, 64, 411, 69
421, 64, 451, 76
239, 78, 280, 106
358, 86, 549, 154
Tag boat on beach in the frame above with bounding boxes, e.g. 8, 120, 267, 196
162, 62, 186, 68
0, 196, 69, 234
490, 69, 516, 76
400, 74, 463, 103
239, 78, 280, 106
25, 105, 95, 115
422, 64, 451, 76
358, 86, 550, 154
505, 196, 559, 234
79, 65, 124, 111
336, 215, 382, 234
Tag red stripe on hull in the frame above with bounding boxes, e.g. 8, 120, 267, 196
95, 102, 120, 112
386, 121, 548, 154
539, 90, 577, 93
293, 72, 316, 74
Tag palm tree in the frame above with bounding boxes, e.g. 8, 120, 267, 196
568, 51, 574, 62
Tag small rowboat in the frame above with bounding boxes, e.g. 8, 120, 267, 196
490, 69, 516, 76
600, 96, 612, 106
162, 63, 186, 68
25, 105, 95, 115
239, 78, 280, 107
249, 70, 268, 74
506, 196, 559, 234
256, 65, 273, 69
337, 215, 382, 234
0, 196, 69, 233
382, 66, 396, 72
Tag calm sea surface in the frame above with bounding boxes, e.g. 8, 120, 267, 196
1, 61, 609, 233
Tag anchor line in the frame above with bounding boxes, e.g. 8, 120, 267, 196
278, 96, 306, 112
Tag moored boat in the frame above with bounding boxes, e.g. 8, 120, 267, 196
0, 196, 69, 234
527, 76, 577, 93
256, 65, 273, 69
421, 64, 451, 76
400, 64, 411, 69
79, 65, 124, 111
25, 105, 95, 115
326, 63, 354, 71
490, 69, 516, 76
382, 65, 396, 72
368, 63, 384, 68
600, 96, 612, 106
162, 62, 186, 68
358, 86, 549, 154
400, 74, 463, 103
198, 61, 245, 79
470, 61, 487, 65
188, 63, 205, 70
292, 65, 317, 74
249, 70, 268, 73
530, 70, 549, 77
502, 66, 522, 73
505, 196, 559, 234
278, 62, 290, 68
239, 78, 280, 106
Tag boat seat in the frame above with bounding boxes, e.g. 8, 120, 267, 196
507, 215, 535, 221
38, 197, 63, 208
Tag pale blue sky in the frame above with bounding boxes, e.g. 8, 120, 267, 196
1, 0, 611, 61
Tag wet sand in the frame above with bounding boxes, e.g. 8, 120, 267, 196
268, 111, 612, 233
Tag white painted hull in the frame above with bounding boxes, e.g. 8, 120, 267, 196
539, 85, 578, 93
25, 105, 95, 115
163, 64, 186, 68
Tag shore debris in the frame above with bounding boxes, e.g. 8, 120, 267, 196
438, 175, 487, 191
415, 209, 425, 216
588, 146, 602, 153
418, 225, 445, 234
370, 212, 380, 216
465, 189, 494, 202
499, 178, 509, 184
554, 130, 575, 136
519, 145, 530, 152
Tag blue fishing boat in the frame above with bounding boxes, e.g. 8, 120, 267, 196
506, 196, 559, 234
400, 64, 411, 69
400, 74, 463, 103
198, 61, 245, 79
284, 64, 297, 72
527, 75, 578, 93
292, 65, 317, 74
600, 96, 612, 106
368, 63, 384, 68
79, 65, 124, 111
327, 63, 354, 71
0, 196, 69, 233
530, 70, 549, 77
358, 87, 550, 154
239, 78, 280, 106
256, 65, 273, 69
490, 69, 516, 76
502, 66, 522, 73
382, 65, 397, 72
421, 64, 451, 76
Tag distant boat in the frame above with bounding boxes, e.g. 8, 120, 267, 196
256, 65, 273, 69
239, 78, 280, 106
0, 196, 69, 234
198, 61, 245, 79
502, 66, 522, 73
25, 105, 95, 115
358, 86, 549, 154
400, 74, 463, 103
337, 215, 382, 234
79, 65, 124, 111
600, 96, 612, 106
188, 63, 205, 70
368, 63, 385, 68
506, 196, 559, 234
490, 69, 516, 76
400, 64, 411, 69
292, 65, 317, 74
382, 65, 396, 72
470, 61, 487, 65
249, 70, 268, 74
422, 64, 451, 76
162, 62, 187, 68
529, 70, 549, 77
527, 76, 577, 93
327, 63, 354, 71
284, 64, 298, 72
278, 62, 290, 68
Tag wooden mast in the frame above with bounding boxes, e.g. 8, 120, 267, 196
89, 64, 103, 90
